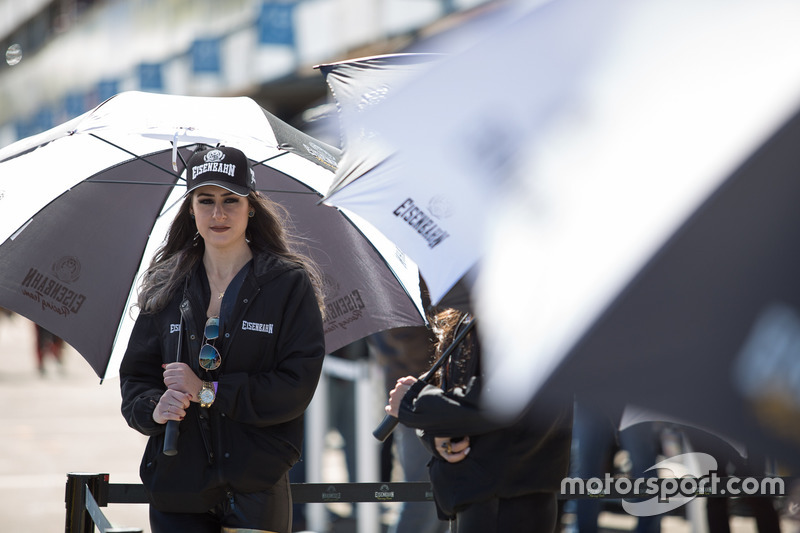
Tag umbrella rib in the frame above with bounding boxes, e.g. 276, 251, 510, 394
257, 189, 319, 195
254, 152, 289, 165
336, 208, 426, 319
251, 152, 324, 196
89, 133, 185, 183
253, 152, 421, 313
87, 179, 182, 186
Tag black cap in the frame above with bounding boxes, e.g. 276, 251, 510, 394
186, 146, 256, 196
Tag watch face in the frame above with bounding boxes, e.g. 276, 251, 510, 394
200, 388, 214, 403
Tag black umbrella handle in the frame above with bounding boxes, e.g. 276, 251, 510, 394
372, 318, 476, 441
163, 421, 179, 456
162, 300, 187, 456
373, 414, 400, 442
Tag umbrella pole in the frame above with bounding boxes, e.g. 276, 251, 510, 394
372, 319, 476, 441
162, 313, 184, 456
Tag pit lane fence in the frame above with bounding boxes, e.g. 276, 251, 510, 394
64, 472, 791, 533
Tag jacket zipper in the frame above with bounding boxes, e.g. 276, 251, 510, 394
218, 285, 259, 366
213, 286, 259, 487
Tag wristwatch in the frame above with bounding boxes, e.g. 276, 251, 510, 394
199, 381, 216, 408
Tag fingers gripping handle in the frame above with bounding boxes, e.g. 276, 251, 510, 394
163, 298, 188, 456
163, 420, 179, 456
373, 414, 399, 442
372, 319, 476, 442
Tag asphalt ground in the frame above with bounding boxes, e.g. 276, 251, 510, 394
0, 312, 150, 532
1, 313, 795, 533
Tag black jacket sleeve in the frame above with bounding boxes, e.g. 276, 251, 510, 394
398, 375, 514, 446
119, 312, 168, 436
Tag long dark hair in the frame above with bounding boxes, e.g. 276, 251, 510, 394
137, 190, 325, 314
428, 308, 477, 390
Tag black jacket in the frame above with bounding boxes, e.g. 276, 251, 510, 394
120, 252, 324, 513
398, 336, 572, 519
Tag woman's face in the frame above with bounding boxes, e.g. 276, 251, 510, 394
190, 186, 250, 250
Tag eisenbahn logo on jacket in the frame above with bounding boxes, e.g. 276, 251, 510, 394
242, 320, 273, 334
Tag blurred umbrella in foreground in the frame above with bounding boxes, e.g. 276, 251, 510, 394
475, 0, 800, 467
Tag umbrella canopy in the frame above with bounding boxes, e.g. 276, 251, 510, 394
316, 53, 479, 310
0, 91, 425, 381
316, 53, 442, 196
317, 53, 486, 306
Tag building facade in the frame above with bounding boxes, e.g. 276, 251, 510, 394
0, 0, 493, 148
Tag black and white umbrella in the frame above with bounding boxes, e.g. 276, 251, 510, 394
314, 53, 480, 309
0, 91, 425, 381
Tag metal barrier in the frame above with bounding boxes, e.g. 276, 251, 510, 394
65, 472, 435, 533
65, 472, 791, 533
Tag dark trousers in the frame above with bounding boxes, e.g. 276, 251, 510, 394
455, 492, 558, 533
149, 473, 291, 533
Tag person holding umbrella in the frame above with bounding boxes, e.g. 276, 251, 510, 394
385, 308, 573, 533
120, 145, 325, 533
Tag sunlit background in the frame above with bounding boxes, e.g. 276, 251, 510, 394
0, 0, 494, 149
4, 1, 800, 533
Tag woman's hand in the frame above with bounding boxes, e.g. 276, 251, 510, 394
152, 389, 191, 424
385, 375, 418, 417
162, 362, 203, 402
435, 436, 471, 463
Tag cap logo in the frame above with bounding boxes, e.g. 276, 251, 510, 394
204, 149, 225, 163
192, 149, 237, 181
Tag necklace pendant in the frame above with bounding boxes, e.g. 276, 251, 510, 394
218, 292, 225, 300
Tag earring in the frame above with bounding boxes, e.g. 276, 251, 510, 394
190, 212, 195, 220
248, 210, 255, 218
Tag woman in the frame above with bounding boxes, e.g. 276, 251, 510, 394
386, 309, 572, 533
120, 145, 325, 533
